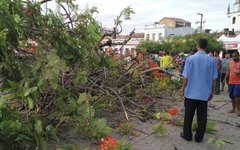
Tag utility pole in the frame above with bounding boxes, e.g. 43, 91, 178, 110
196, 13, 206, 33
45, 1, 48, 15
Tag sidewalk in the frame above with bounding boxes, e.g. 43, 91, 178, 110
129, 90, 240, 150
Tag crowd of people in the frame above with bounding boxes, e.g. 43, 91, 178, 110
140, 39, 240, 143
179, 38, 240, 143
149, 48, 237, 97
104, 41, 240, 143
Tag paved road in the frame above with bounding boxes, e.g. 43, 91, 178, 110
130, 90, 240, 150
48, 90, 240, 150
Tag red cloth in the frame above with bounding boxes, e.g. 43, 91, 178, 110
229, 60, 240, 84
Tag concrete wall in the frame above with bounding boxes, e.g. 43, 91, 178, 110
166, 27, 195, 37
144, 24, 195, 41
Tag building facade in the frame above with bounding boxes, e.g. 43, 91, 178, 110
102, 33, 144, 56
227, 0, 240, 32
159, 17, 191, 28
218, 34, 240, 53
144, 17, 195, 41
217, 0, 240, 53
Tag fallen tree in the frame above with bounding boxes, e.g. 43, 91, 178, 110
0, 0, 180, 149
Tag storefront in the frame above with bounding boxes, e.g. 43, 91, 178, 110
218, 34, 240, 55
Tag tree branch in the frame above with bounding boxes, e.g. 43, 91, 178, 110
118, 28, 135, 50
40, 0, 53, 4
141, 67, 182, 79
98, 28, 135, 48
59, 3, 74, 29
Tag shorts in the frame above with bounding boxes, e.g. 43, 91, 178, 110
228, 84, 240, 99
221, 73, 226, 82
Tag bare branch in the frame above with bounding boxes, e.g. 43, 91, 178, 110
59, 3, 74, 29
40, 0, 53, 4
116, 24, 123, 34
99, 28, 135, 48
118, 28, 135, 50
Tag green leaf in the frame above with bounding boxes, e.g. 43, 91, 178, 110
34, 120, 43, 134
192, 120, 217, 133
79, 92, 90, 102
152, 122, 168, 136
48, 18, 53, 26
24, 87, 37, 97
0, 97, 6, 109
206, 122, 218, 133
27, 97, 34, 110
153, 112, 172, 120
9, 120, 22, 130
13, 14, 21, 23
90, 119, 111, 138
207, 138, 225, 147
74, 70, 87, 86
7, 80, 18, 88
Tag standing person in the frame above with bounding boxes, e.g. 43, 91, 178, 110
160, 51, 172, 69
181, 38, 217, 142
153, 54, 158, 64
208, 51, 214, 57
157, 51, 163, 67
225, 51, 240, 116
178, 52, 187, 75
214, 51, 222, 95
221, 52, 231, 91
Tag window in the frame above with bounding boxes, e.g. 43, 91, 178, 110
232, 17, 236, 24
152, 33, 155, 40
146, 34, 150, 40
158, 33, 162, 40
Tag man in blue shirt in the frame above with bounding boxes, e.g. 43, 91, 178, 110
181, 38, 217, 142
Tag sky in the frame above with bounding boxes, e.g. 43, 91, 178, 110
45, 0, 235, 34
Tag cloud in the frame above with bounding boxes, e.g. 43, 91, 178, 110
44, 0, 234, 33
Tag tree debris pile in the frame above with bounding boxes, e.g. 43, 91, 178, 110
81, 57, 182, 122
0, 0, 181, 149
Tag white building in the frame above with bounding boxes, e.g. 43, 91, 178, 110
102, 33, 144, 56
227, 0, 240, 32
218, 34, 240, 52
217, 0, 240, 53
144, 17, 195, 41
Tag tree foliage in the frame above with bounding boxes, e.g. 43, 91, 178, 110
0, 0, 135, 149
137, 33, 224, 54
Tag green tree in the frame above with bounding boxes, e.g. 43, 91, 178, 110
0, 0, 134, 149
137, 33, 224, 54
